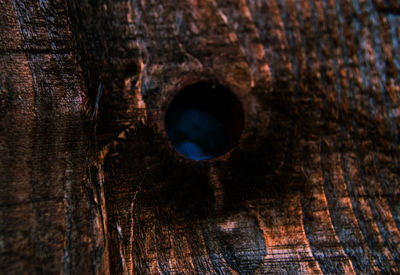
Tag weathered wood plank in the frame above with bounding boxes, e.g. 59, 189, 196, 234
1, 0, 400, 274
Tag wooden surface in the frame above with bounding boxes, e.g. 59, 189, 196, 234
1, 0, 400, 274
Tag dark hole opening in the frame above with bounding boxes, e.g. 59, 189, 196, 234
165, 82, 244, 160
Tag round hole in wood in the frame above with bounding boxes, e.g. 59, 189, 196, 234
165, 82, 244, 160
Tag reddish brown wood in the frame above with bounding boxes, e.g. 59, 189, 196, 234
1, 0, 400, 274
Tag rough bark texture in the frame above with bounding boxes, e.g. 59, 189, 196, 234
1, 0, 400, 274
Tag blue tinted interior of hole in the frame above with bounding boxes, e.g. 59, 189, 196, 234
165, 82, 244, 160
167, 109, 227, 160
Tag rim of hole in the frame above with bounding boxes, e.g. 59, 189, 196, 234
164, 81, 245, 161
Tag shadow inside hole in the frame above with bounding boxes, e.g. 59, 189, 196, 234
165, 82, 244, 160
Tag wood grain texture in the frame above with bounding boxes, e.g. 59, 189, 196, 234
1, 0, 400, 274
